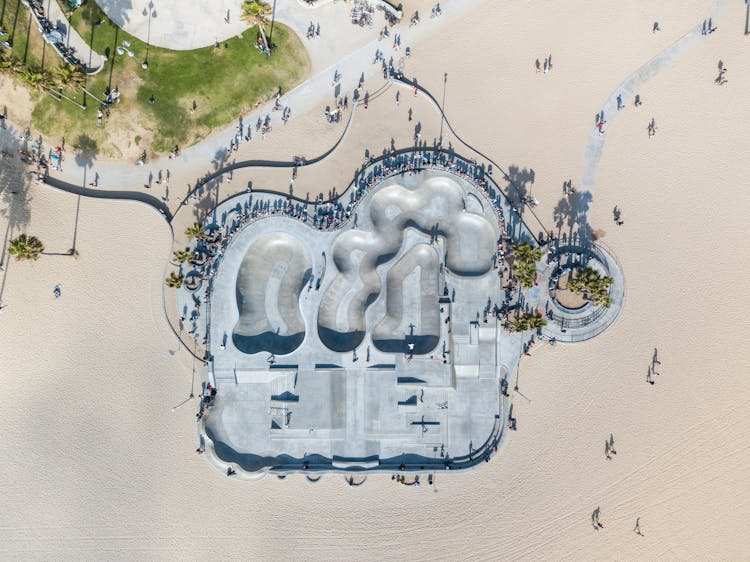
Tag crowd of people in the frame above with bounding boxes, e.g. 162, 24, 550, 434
195, 383, 217, 422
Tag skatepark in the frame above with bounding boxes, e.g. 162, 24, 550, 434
194, 159, 521, 477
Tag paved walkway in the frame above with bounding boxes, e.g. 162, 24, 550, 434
45, 0, 105, 72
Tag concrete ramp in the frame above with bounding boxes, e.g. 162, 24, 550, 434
233, 233, 311, 355
318, 177, 495, 353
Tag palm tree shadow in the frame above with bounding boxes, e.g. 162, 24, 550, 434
499, 164, 540, 241
503, 165, 535, 211
0, 127, 32, 259
69, 135, 99, 254
73, 134, 99, 169
552, 187, 593, 244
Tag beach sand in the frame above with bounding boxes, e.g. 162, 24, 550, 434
2, 0, 750, 558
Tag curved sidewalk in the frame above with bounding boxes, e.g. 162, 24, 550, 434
41, 0, 105, 72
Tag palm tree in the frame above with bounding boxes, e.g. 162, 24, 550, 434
514, 242, 544, 264
26, 65, 55, 91
511, 315, 529, 332
172, 247, 193, 264
241, 0, 272, 53
568, 266, 614, 308
165, 271, 184, 288
527, 314, 548, 330
19, 66, 47, 90
8, 234, 44, 261
53, 64, 86, 89
185, 222, 207, 240
512, 242, 544, 289
510, 312, 547, 333
0, 51, 21, 72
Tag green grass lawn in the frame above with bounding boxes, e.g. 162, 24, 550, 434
20, 1, 309, 156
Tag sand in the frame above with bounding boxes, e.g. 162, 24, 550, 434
2, 0, 750, 558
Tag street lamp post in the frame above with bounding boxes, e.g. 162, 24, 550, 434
439, 72, 447, 143
268, 0, 277, 53
142, 1, 155, 69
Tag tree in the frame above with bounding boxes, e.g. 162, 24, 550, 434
567, 266, 614, 308
8, 234, 44, 261
511, 315, 529, 332
241, 0, 272, 53
185, 222, 207, 240
527, 314, 548, 330
0, 51, 22, 73
53, 64, 86, 89
165, 271, 184, 288
242, 0, 272, 25
512, 242, 544, 289
172, 247, 193, 264
19, 66, 50, 91
510, 312, 547, 333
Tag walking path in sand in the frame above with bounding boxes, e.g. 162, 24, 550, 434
581, 0, 727, 202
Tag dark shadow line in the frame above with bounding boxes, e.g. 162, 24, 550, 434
0, 214, 12, 303
0, 250, 9, 303
71, 191, 81, 252
40, 0, 51, 71
43, 175, 172, 219
107, 25, 117, 92
21, 8, 31, 65
87, 9, 95, 69
9, 0, 20, 45
0, 211, 11, 269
